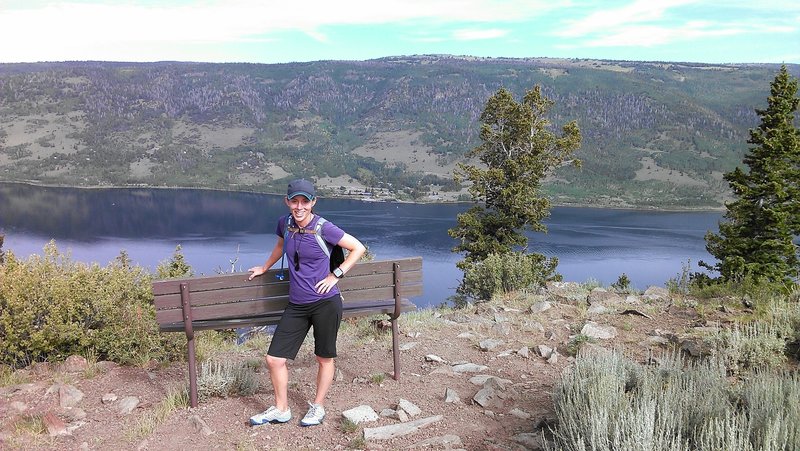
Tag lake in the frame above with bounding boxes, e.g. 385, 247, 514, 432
0, 183, 722, 308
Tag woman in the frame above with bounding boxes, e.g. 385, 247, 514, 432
247, 178, 366, 427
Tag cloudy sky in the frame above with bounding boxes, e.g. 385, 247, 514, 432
1, 0, 798, 65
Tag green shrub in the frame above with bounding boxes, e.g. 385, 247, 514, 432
457, 251, 560, 305
197, 359, 260, 400
0, 242, 183, 368
548, 351, 799, 451
155, 244, 193, 279
718, 323, 787, 373
610, 273, 633, 293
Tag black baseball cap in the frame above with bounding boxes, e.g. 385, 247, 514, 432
287, 179, 315, 200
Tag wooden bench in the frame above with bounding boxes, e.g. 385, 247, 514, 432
152, 257, 422, 407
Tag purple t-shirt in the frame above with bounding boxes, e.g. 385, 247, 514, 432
276, 214, 345, 304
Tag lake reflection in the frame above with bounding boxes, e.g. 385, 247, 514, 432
0, 183, 722, 308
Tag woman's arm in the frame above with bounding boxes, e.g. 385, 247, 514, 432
247, 237, 284, 280
336, 233, 366, 275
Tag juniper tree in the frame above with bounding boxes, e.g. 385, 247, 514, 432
449, 86, 581, 271
703, 65, 800, 283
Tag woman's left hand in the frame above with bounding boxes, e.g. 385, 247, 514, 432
315, 274, 340, 294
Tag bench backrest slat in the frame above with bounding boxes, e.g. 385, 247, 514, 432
152, 257, 422, 328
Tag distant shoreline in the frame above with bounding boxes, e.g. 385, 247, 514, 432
0, 179, 725, 213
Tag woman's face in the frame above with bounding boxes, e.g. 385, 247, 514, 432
285, 195, 316, 224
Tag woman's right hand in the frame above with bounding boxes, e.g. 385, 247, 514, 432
247, 266, 266, 280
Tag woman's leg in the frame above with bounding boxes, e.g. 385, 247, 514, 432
310, 294, 343, 406
313, 356, 335, 405
266, 355, 290, 411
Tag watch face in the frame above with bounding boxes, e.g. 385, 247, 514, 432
334, 268, 344, 278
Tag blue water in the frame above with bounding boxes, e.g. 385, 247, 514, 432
0, 183, 722, 308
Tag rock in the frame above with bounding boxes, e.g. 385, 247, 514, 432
61, 407, 87, 421
529, 301, 552, 314
469, 375, 511, 387
335, 368, 344, 382
621, 309, 652, 319
580, 322, 618, 340
398, 399, 422, 417
452, 363, 489, 373
625, 295, 642, 304
117, 396, 140, 414
425, 354, 447, 364
444, 388, 461, 403
492, 322, 513, 335
547, 351, 559, 364
58, 384, 84, 408
644, 286, 670, 300
61, 355, 88, 373
43, 412, 68, 436
342, 405, 379, 424
535, 345, 553, 358
494, 313, 510, 323
509, 408, 531, 419
457, 332, 476, 339
430, 366, 456, 377
188, 414, 213, 436
102, 393, 118, 404
587, 303, 609, 315
473, 384, 498, 408
518, 347, 530, 359
588, 288, 623, 305
479, 339, 504, 351
408, 434, 463, 449
363, 415, 443, 441
514, 432, 546, 450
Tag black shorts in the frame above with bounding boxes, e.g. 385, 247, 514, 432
267, 294, 343, 360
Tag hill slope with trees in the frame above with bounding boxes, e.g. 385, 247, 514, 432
0, 56, 796, 208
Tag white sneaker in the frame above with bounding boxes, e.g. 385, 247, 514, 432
249, 406, 291, 425
300, 402, 325, 427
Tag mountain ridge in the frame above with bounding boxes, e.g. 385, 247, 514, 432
1, 56, 797, 208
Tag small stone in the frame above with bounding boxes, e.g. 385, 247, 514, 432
479, 339, 504, 351
342, 405, 379, 424
117, 396, 140, 415
397, 399, 421, 417
452, 363, 488, 373
517, 347, 530, 359
444, 388, 461, 403
188, 414, 213, 436
425, 354, 447, 363
101, 393, 118, 404
509, 408, 531, 419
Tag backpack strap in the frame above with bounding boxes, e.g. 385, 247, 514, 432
313, 217, 332, 258
276, 215, 292, 280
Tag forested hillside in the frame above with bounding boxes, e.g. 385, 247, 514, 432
0, 56, 796, 208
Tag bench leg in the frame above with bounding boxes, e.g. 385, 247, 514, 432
187, 337, 198, 407
391, 318, 400, 380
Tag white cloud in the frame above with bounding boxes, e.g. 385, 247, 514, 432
0, 0, 562, 61
556, 0, 798, 50
557, 0, 696, 38
452, 28, 509, 41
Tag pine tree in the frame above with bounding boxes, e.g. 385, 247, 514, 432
703, 65, 800, 283
448, 86, 581, 270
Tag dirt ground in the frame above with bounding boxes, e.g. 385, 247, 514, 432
0, 288, 725, 450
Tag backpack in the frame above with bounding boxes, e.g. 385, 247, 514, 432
277, 215, 345, 280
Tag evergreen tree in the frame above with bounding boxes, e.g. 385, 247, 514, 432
448, 86, 581, 270
703, 65, 800, 283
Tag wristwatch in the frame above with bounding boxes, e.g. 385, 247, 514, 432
332, 267, 345, 278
